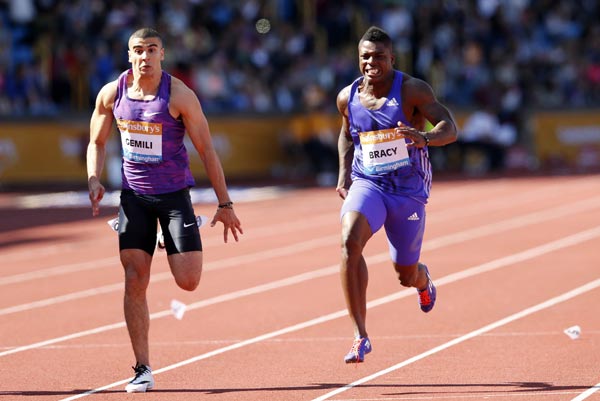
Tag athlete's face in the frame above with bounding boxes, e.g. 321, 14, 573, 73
358, 40, 394, 84
128, 37, 164, 76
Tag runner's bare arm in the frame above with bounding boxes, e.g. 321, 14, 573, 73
398, 76, 457, 148
87, 81, 117, 216
171, 78, 242, 242
336, 86, 354, 199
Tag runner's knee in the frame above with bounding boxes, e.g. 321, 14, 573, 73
174, 273, 201, 291
341, 231, 364, 260
340, 222, 370, 260
121, 253, 152, 292
169, 253, 202, 291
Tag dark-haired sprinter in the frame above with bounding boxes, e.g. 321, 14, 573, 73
335, 26, 457, 363
87, 28, 242, 392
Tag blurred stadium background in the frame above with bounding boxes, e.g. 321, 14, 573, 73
0, 0, 599, 190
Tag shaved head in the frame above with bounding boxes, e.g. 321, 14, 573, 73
129, 28, 163, 47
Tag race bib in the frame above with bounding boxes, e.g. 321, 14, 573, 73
359, 128, 411, 174
117, 119, 163, 163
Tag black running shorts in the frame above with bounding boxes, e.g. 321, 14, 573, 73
118, 188, 202, 256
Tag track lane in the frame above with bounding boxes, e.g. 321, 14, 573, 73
0, 175, 598, 401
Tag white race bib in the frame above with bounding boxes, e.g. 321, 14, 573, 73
359, 128, 411, 174
117, 119, 163, 163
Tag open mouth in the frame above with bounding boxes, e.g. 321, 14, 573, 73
365, 67, 381, 77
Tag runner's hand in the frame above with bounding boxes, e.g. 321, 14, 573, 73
396, 121, 427, 148
211, 208, 243, 243
88, 178, 105, 217
336, 187, 349, 200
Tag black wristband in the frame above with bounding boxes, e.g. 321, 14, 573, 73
423, 134, 430, 147
218, 201, 234, 209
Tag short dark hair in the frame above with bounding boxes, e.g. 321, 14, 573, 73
360, 26, 392, 48
129, 28, 163, 45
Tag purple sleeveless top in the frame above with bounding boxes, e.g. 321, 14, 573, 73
347, 71, 432, 202
113, 69, 195, 194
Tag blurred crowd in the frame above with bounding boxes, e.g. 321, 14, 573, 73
1, 0, 599, 121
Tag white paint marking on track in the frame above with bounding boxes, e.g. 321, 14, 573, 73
430, 177, 597, 223
0, 282, 123, 315
0, 266, 337, 357
332, 390, 592, 400
0, 210, 333, 264
1, 220, 599, 357
0, 235, 338, 317
55, 226, 600, 400
3, 192, 599, 287
311, 278, 600, 401
571, 382, 600, 401
0, 257, 118, 286
2, 196, 600, 316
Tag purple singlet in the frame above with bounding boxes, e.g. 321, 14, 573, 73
347, 70, 432, 203
113, 69, 195, 194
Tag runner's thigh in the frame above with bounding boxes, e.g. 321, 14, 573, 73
156, 188, 202, 255
119, 190, 158, 256
383, 195, 425, 266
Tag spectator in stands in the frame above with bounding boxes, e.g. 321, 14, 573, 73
459, 100, 516, 175
0, 0, 599, 119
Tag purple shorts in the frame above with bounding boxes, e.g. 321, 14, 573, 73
340, 178, 426, 266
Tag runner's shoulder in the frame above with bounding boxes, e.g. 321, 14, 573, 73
96, 80, 118, 108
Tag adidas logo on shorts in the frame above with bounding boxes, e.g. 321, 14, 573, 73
407, 212, 420, 221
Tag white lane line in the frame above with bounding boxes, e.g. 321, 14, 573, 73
0, 235, 338, 317
7, 327, 600, 351
0, 212, 336, 286
55, 226, 600, 400
431, 178, 596, 223
4, 189, 599, 286
3, 195, 600, 316
0, 283, 123, 315
422, 195, 600, 251
572, 382, 600, 400
0, 210, 333, 264
1, 219, 599, 357
311, 278, 600, 401
333, 390, 590, 400
0, 257, 118, 286
0, 265, 337, 357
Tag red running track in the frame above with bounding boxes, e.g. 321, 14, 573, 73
0, 174, 599, 401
